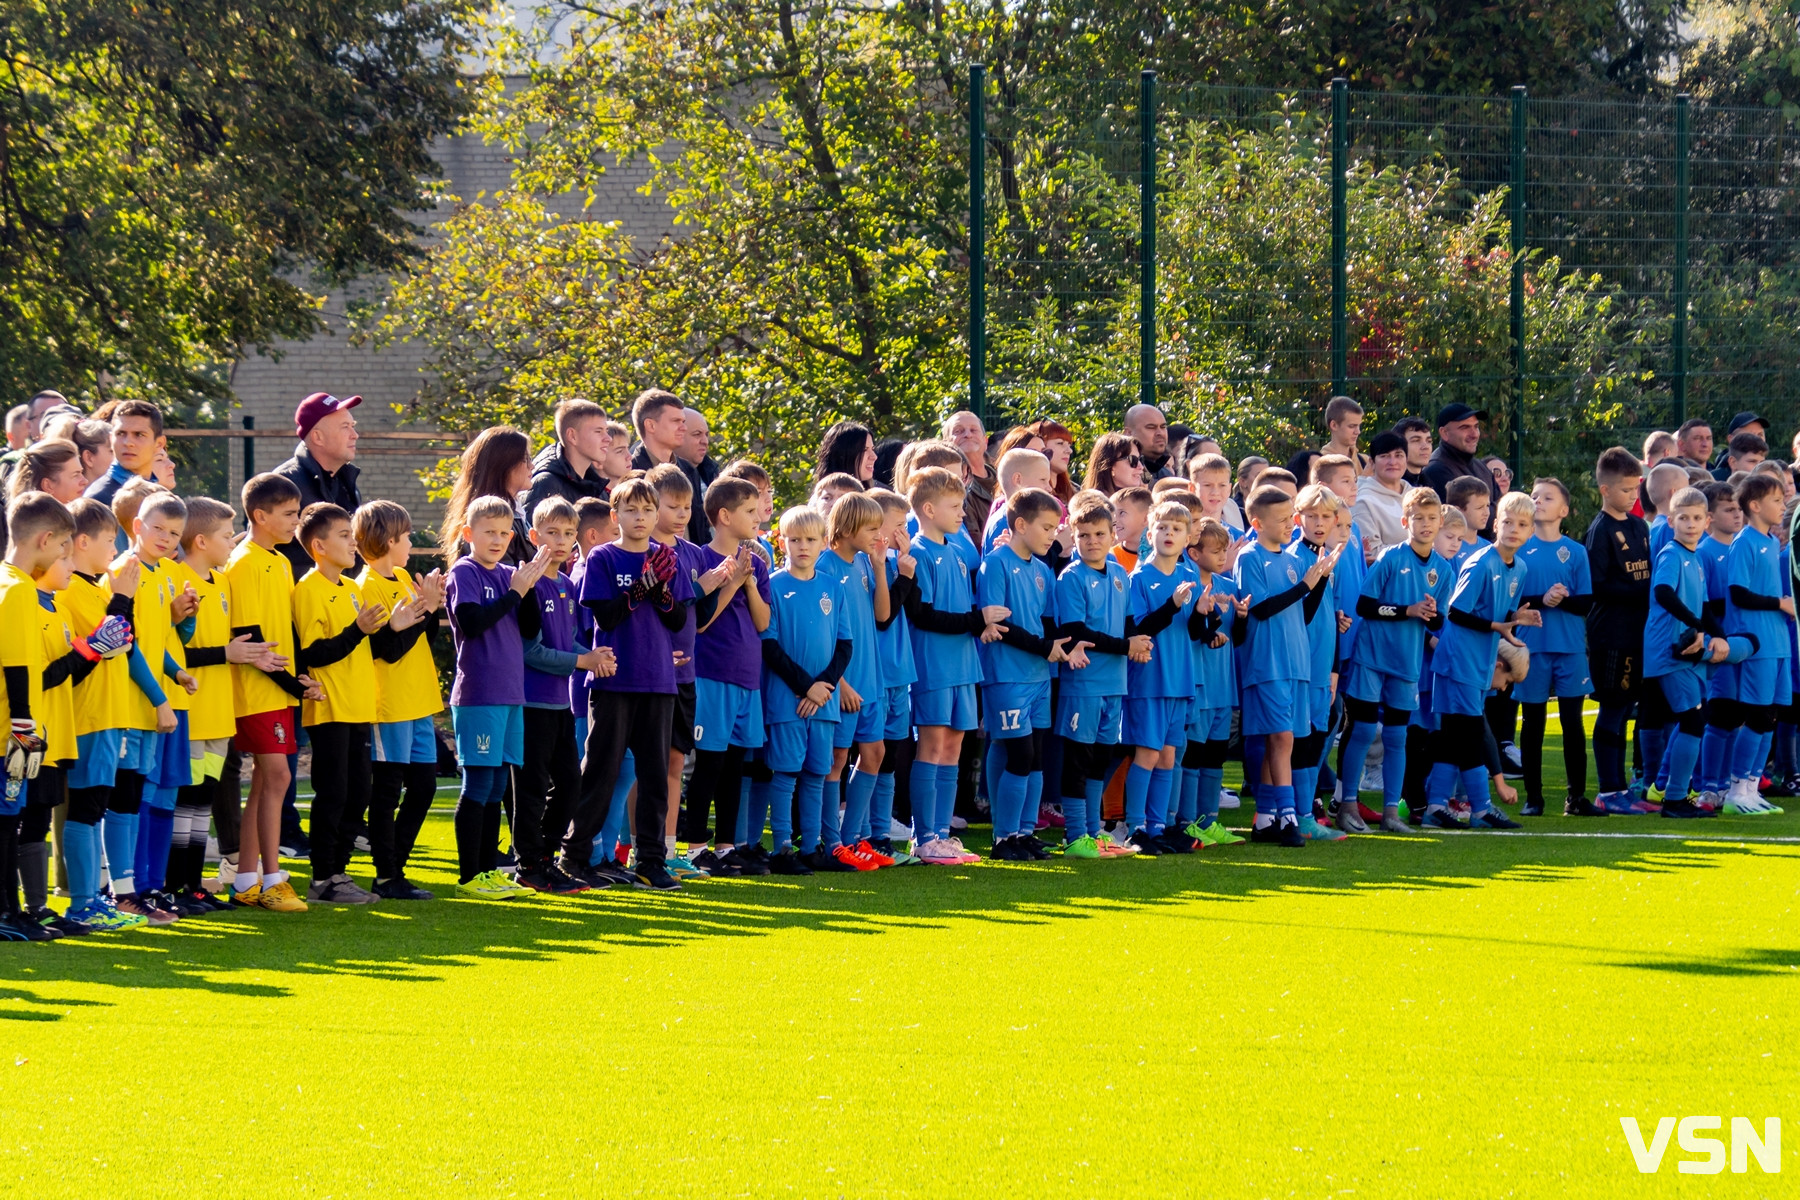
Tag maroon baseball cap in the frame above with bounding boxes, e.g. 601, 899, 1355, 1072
295, 392, 362, 438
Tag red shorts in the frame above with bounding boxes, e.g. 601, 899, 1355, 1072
236, 708, 298, 755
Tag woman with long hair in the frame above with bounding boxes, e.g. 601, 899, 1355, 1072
70, 418, 113, 484
1028, 419, 1077, 503
8, 438, 87, 504
816, 421, 877, 486
1082, 432, 1147, 495
1234, 456, 1269, 508
441, 426, 534, 565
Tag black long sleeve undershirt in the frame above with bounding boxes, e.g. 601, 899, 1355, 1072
900, 585, 988, 636
1058, 620, 1132, 656
1520, 592, 1594, 618
1448, 606, 1498, 633
1132, 597, 1181, 639
1729, 584, 1785, 613
301, 623, 368, 671
1188, 605, 1223, 641
43, 648, 99, 691
230, 624, 307, 699
5, 666, 30, 721
996, 615, 1060, 658
455, 590, 522, 640
369, 608, 439, 663
1302, 579, 1327, 623
878, 575, 915, 631
761, 638, 855, 695
1357, 594, 1408, 621
1654, 583, 1707, 632
1249, 582, 1309, 622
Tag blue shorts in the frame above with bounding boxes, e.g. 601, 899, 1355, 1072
1712, 656, 1793, 709
1057, 694, 1123, 745
373, 716, 437, 764
1513, 649, 1593, 703
834, 686, 888, 747
453, 704, 525, 767
1123, 696, 1190, 750
142, 713, 189, 799
766, 718, 836, 775
984, 680, 1052, 739
1344, 662, 1419, 712
1187, 705, 1232, 743
695, 678, 766, 751
1654, 668, 1705, 715
1306, 685, 1332, 734
1242, 680, 1310, 738
912, 684, 978, 731
1431, 675, 1486, 718
883, 685, 913, 741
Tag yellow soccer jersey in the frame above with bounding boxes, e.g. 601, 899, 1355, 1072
226, 538, 298, 718
36, 591, 77, 765
117, 557, 178, 729
172, 560, 235, 741
355, 566, 445, 724
0, 564, 47, 742
64, 573, 132, 736
292, 570, 377, 726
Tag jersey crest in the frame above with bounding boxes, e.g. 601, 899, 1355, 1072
1426, 567, 1439, 588
1556, 545, 1571, 563
819, 593, 833, 615
1112, 575, 1126, 592
1286, 565, 1298, 584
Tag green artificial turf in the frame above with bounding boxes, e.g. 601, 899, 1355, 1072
4, 726, 1798, 1196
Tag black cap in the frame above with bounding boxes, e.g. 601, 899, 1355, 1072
1368, 430, 1406, 457
1726, 411, 1768, 435
1436, 402, 1489, 427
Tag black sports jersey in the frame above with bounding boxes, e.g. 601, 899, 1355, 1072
1583, 511, 1651, 653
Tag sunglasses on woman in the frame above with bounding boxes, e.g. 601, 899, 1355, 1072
1126, 455, 1143, 467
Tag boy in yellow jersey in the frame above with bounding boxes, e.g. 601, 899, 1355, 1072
59, 500, 153, 929
113, 488, 200, 918
353, 500, 445, 901
0, 493, 72, 942
166, 497, 282, 912
293, 502, 387, 904
226, 473, 319, 913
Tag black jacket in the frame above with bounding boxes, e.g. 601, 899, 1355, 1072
522, 444, 610, 520
1419, 443, 1498, 537
630, 443, 710, 543
273, 445, 362, 579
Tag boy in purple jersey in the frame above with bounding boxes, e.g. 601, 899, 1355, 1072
516, 498, 615, 895
646, 463, 735, 879
565, 477, 695, 892
683, 477, 772, 878
445, 495, 554, 898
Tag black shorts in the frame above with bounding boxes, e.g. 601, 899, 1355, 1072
1589, 646, 1640, 704
671, 681, 698, 754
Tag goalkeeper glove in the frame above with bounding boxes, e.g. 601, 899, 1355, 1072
7, 718, 44, 787
72, 614, 134, 662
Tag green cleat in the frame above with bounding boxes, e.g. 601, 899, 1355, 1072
1296, 814, 1347, 841
1646, 783, 1665, 804
459, 870, 528, 900
667, 855, 710, 880
1062, 834, 1102, 859
888, 849, 925, 866
1196, 819, 1244, 846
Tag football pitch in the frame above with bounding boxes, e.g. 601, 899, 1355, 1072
4, 729, 1797, 1196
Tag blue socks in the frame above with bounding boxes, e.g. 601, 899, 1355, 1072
1243, 738, 1266, 810
1146, 767, 1174, 836
1379, 723, 1408, 808
1339, 721, 1378, 802
1083, 776, 1105, 839
135, 801, 175, 892
1177, 768, 1201, 826
1663, 729, 1701, 800
1124, 762, 1151, 831
768, 772, 800, 851
844, 770, 877, 846
103, 807, 138, 893
1268, 783, 1296, 822
796, 772, 827, 851
1461, 766, 1492, 813
736, 774, 765, 850
1700, 724, 1734, 792
1195, 767, 1224, 825
870, 771, 896, 840
908, 759, 938, 843
995, 769, 1030, 840
1729, 727, 1766, 787
64, 820, 99, 908
818, 778, 842, 850
1291, 766, 1319, 821
1424, 761, 1457, 809
1061, 783, 1087, 844
1023, 769, 1043, 835
934, 762, 960, 841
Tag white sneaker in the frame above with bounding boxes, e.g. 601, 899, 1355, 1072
949, 814, 969, 832
887, 818, 912, 840
917, 839, 963, 865
1360, 764, 1385, 792
1217, 788, 1240, 809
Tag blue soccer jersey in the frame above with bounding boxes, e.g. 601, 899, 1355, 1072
1724, 525, 1790, 658
877, 550, 917, 690
1126, 556, 1199, 699
1234, 540, 1311, 687
908, 532, 981, 689
762, 568, 852, 724
978, 545, 1058, 685
1354, 543, 1448, 684
1287, 539, 1339, 686
1649, 514, 1671, 559
817, 547, 882, 702
1516, 533, 1592, 656
1431, 544, 1521, 689
1335, 523, 1368, 663
1645, 540, 1708, 679
1701, 534, 1733, 613
1056, 557, 1129, 698
1191, 570, 1238, 709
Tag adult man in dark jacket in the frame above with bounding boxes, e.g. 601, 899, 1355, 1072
523, 398, 612, 517
1419, 402, 1498, 537
629, 387, 709, 543
273, 392, 362, 579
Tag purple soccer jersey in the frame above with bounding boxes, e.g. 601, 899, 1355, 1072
523, 569, 580, 707
579, 542, 693, 695
446, 557, 525, 707
671, 537, 708, 685
695, 542, 770, 691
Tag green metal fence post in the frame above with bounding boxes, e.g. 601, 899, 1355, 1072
1140, 70, 1157, 410
1510, 85, 1527, 482
968, 63, 986, 424
1330, 78, 1348, 397
1672, 93, 1690, 429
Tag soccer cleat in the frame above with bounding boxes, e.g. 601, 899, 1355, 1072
525, 864, 590, 894
1217, 787, 1241, 809
989, 836, 1025, 861
1378, 812, 1413, 834
1196, 820, 1245, 846
1421, 808, 1468, 831
1499, 740, 1523, 773
1334, 804, 1371, 834
916, 840, 964, 866
1158, 827, 1197, 854
1062, 834, 1102, 859
833, 844, 878, 872
633, 861, 682, 891
1563, 795, 1606, 817
1659, 797, 1715, 819
1596, 790, 1642, 815
71, 898, 147, 932
257, 881, 308, 912
1020, 835, 1051, 860
1519, 800, 1544, 817
1126, 829, 1162, 857
853, 840, 895, 867
1297, 814, 1347, 841
691, 848, 741, 878
114, 893, 179, 925
30, 906, 93, 936
666, 854, 710, 881
307, 874, 379, 904
372, 876, 437, 900
944, 836, 983, 864
0, 911, 57, 941
720, 846, 770, 876
1249, 821, 1304, 846
1725, 792, 1778, 816
886, 847, 925, 866
769, 848, 814, 875
1469, 808, 1522, 830
1094, 833, 1138, 857
1037, 803, 1065, 829
1646, 783, 1666, 804
805, 847, 855, 873
457, 871, 522, 901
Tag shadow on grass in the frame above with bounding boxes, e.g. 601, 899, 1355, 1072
1, 829, 1795, 1021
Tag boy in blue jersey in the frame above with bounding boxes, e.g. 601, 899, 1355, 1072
1643, 462, 1687, 561
1691, 481, 1740, 804
980, 449, 1057, 554
1445, 477, 1489, 569
1701, 472, 1791, 816
1337, 486, 1446, 834
1401, 510, 1468, 818
1286, 485, 1350, 841
869, 491, 921, 863
817, 493, 894, 871
1234, 484, 1339, 846
1054, 494, 1153, 858
1513, 478, 1595, 817
1421, 492, 1541, 829
1181, 517, 1247, 846
1644, 487, 1727, 818
760, 506, 854, 871
1313, 456, 1367, 821
1121, 500, 1200, 855
979, 488, 1079, 860
903, 467, 1009, 865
